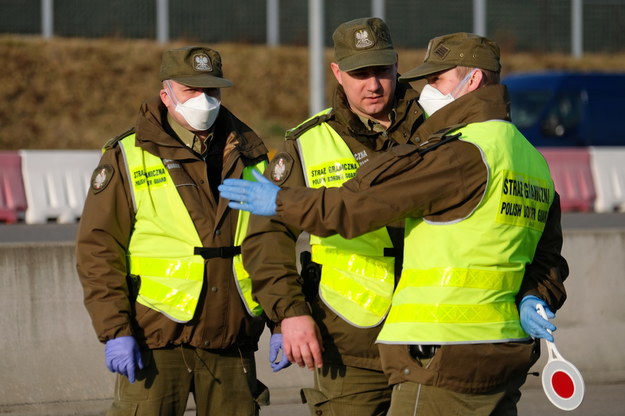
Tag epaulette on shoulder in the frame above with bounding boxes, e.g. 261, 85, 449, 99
103, 127, 135, 150
417, 132, 462, 157
285, 108, 334, 141
432, 123, 465, 140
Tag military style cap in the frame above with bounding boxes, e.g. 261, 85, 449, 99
333, 17, 397, 72
160, 46, 233, 88
399, 32, 501, 82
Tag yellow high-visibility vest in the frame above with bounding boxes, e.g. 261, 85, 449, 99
296, 110, 395, 328
119, 135, 264, 322
232, 162, 266, 317
378, 120, 555, 344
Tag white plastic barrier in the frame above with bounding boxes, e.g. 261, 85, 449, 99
590, 147, 625, 213
20, 150, 101, 224
538, 147, 596, 212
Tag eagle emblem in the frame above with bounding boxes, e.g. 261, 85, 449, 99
90, 165, 113, 193
269, 152, 293, 185
355, 29, 374, 49
272, 157, 287, 182
193, 54, 212, 72
93, 169, 107, 189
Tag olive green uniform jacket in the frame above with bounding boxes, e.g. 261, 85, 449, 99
243, 82, 424, 370
272, 85, 568, 393
76, 97, 268, 351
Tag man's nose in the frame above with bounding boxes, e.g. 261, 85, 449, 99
365, 76, 383, 90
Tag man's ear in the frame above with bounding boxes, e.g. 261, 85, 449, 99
330, 62, 343, 85
468, 69, 484, 92
159, 89, 169, 106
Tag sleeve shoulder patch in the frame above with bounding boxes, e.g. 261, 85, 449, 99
268, 152, 293, 186
90, 164, 114, 194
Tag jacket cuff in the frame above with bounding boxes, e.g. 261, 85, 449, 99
283, 301, 312, 318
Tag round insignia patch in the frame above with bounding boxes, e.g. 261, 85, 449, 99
269, 152, 293, 185
90, 164, 114, 194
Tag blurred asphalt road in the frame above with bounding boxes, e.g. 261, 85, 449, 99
200, 381, 625, 416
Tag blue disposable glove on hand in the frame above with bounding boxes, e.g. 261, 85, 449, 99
520, 295, 556, 342
269, 333, 291, 372
105, 336, 144, 383
218, 170, 279, 216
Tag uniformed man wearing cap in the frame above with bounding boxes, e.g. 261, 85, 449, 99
76, 46, 270, 415
220, 32, 568, 415
242, 17, 424, 415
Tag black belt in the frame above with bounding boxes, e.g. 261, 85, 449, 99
194, 246, 241, 259
409, 345, 439, 359
383, 247, 401, 257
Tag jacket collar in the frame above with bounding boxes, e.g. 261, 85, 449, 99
415, 84, 510, 141
134, 96, 267, 164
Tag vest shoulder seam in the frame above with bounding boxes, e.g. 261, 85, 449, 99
104, 127, 135, 150
285, 109, 334, 141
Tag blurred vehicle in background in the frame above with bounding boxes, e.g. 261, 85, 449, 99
502, 71, 625, 147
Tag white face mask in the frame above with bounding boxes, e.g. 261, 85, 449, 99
166, 81, 220, 131
418, 84, 456, 117
418, 69, 477, 116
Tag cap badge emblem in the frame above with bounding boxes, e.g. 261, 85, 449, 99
193, 54, 212, 72
433, 44, 451, 60
355, 29, 374, 49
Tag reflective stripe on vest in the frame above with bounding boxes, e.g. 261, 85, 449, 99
120, 135, 264, 322
296, 111, 394, 328
232, 161, 267, 317
378, 120, 555, 344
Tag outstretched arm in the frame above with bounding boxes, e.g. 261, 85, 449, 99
220, 141, 486, 239
220, 170, 279, 216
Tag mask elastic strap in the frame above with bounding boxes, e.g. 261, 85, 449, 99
451, 69, 478, 98
164, 80, 181, 106
164, 80, 220, 107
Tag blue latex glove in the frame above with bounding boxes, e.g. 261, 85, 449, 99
105, 336, 144, 383
520, 295, 557, 342
218, 170, 279, 216
269, 334, 291, 372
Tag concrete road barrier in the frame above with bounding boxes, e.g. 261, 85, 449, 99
0, 228, 624, 413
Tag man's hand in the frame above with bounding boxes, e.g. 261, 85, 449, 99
281, 315, 324, 370
104, 336, 144, 383
269, 334, 292, 372
218, 170, 279, 216
520, 295, 557, 342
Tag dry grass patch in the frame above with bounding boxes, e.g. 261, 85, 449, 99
1, 36, 624, 153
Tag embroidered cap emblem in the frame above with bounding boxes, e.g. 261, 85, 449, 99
433, 44, 451, 60
354, 29, 374, 49
193, 53, 212, 72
